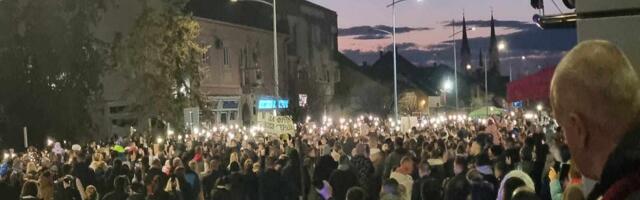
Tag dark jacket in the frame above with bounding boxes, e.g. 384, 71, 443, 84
242, 171, 259, 200
201, 170, 224, 199
328, 168, 359, 200
412, 175, 443, 200
314, 155, 338, 182
588, 126, 640, 200
350, 155, 374, 189
101, 191, 128, 200
469, 180, 495, 200
259, 168, 283, 200
227, 172, 244, 200
443, 172, 470, 200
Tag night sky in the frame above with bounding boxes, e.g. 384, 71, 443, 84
308, 0, 576, 78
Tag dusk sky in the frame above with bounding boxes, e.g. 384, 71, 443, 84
308, 0, 576, 78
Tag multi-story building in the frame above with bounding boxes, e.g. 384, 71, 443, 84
188, 0, 340, 122
93, 0, 340, 135
195, 17, 288, 125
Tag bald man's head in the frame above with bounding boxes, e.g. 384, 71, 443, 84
551, 40, 640, 180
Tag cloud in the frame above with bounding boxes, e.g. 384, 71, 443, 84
338, 25, 432, 40
341, 26, 577, 75
353, 35, 389, 40
441, 20, 532, 30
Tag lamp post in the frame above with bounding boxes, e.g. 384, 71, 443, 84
385, 0, 423, 121
448, 24, 475, 111
441, 78, 453, 109
498, 41, 510, 81
231, 0, 279, 113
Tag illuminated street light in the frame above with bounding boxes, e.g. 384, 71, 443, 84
498, 41, 507, 51
466, 64, 472, 70
442, 78, 453, 92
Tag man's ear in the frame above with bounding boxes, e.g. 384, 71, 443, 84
568, 113, 589, 151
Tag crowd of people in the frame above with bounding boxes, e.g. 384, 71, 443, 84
0, 109, 571, 200
1, 40, 640, 200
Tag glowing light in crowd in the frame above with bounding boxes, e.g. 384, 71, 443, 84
537, 104, 543, 111
3, 153, 8, 160
306, 116, 311, 123
47, 139, 54, 146
510, 112, 515, 117
228, 133, 235, 140
243, 135, 248, 141
178, 135, 183, 140
156, 137, 163, 144
167, 129, 174, 136
339, 118, 346, 124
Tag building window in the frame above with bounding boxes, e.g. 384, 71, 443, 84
220, 112, 228, 124
326, 70, 330, 83
109, 105, 127, 114
230, 111, 236, 121
201, 44, 210, 64
256, 68, 262, 81
223, 47, 230, 66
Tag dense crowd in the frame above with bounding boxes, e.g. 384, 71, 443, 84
0, 110, 573, 200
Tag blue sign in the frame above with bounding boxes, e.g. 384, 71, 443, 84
512, 101, 523, 108
258, 99, 289, 109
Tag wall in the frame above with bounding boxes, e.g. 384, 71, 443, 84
196, 17, 288, 125
577, 0, 640, 67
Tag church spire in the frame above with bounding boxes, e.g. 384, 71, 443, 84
488, 9, 500, 72
460, 12, 471, 72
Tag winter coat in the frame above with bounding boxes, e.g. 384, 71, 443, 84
412, 175, 443, 200
443, 172, 470, 200
328, 168, 359, 200
259, 169, 284, 200
314, 155, 338, 182
588, 126, 640, 200
350, 155, 374, 190
242, 171, 259, 200
201, 170, 224, 200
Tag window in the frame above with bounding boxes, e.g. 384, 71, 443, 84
256, 68, 262, 81
220, 112, 228, 124
326, 70, 330, 83
230, 111, 236, 121
201, 44, 209, 64
223, 47, 230, 66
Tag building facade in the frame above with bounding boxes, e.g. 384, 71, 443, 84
196, 17, 288, 126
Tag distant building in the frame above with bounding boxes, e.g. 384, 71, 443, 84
93, 0, 339, 135
188, 0, 340, 122
196, 18, 288, 125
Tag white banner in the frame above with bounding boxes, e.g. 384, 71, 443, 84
257, 112, 295, 135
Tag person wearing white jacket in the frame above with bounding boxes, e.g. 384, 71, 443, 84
390, 156, 414, 200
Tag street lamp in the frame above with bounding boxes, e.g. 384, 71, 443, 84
231, 0, 280, 111
498, 41, 512, 82
384, 0, 423, 121
442, 78, 453, 92
449, 23, 475, 111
